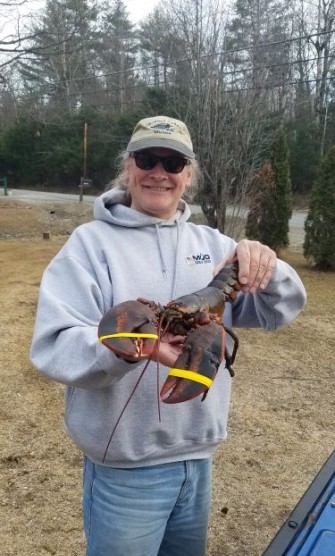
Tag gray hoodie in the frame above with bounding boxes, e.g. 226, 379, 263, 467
30, 187, 307, 467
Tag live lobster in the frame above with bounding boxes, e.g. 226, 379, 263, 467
98, 263, 240, 404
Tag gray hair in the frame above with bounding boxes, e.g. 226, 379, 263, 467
108, 150, 202, 203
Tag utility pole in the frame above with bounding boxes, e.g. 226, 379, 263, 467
79, 122, 88, 203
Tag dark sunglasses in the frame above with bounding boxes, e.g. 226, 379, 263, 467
132, 151, 190, 174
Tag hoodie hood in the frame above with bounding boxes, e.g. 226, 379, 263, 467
94, 186, 192, 228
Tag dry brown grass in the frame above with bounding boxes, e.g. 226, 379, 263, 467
1, 200, 334, 556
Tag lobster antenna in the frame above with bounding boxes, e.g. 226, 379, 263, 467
102, 357, 152, 463
155, 318, 164, 424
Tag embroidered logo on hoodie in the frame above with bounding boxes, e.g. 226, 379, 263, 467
185, 253, 212, 265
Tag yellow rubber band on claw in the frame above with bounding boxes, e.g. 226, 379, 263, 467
168, 368, 213, 389
99, 332, 159, 342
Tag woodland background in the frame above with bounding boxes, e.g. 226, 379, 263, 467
0, 0, 335, 236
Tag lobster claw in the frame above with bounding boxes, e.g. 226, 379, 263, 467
160, 321, 226, 404
98, 300, 159, 361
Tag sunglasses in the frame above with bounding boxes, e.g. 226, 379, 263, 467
132, 151, 190, 174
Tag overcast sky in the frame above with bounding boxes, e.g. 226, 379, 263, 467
1, 0, 160, 37
124, 0, 160, 22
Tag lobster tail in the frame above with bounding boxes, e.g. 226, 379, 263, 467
207, 263, 240, 303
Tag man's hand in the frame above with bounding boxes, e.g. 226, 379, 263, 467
149, 332, 185, 368
215, 239, 277, 293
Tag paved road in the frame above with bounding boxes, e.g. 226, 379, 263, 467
2, 188, 94, 204
1, 188, 307, 230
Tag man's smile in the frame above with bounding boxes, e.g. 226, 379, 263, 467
143, 185, 172, 192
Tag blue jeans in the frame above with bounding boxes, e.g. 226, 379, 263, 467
83, 456, 212, 556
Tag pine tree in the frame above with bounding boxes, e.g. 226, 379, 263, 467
288, 119, 321, 195
18, 0, 98, 113
97, 0, 137, 110
245, 160, 276, 243
303, 146, 335, 270
246, 125, 292, 253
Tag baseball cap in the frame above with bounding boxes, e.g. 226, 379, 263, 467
126, 116, 195, 159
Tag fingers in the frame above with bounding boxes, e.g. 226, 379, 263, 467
235, 240, 276, 293
149, 332, 185, 367
156, 341, 184, 367
215, 240, 276, 292
165, 334, 185, 346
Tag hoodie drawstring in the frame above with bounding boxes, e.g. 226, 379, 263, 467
171, 222, 180, 300
155, 224, 169, 279
155, 222, 181, 300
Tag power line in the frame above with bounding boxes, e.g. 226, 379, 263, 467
2, 27, 334, 95
4, 49, 335, 103
7, 62, 334, 107
14, 73, 334, 120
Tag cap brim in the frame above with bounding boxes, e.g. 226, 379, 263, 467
127, 138, 195, 159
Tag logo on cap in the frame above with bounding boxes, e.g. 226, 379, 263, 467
150, 123, 175, 135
